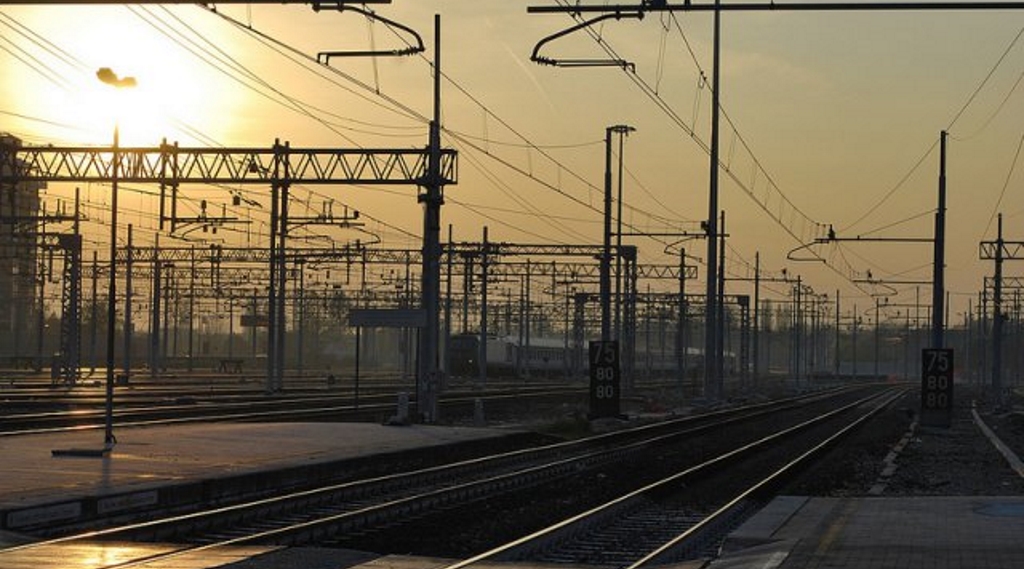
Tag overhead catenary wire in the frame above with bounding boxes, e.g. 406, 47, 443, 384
208, 4, 688, 252
548, 3, 867, 293
14, 2, 712, 288
848, 24, 1024, 235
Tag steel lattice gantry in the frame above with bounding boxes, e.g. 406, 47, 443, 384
0, 142, 457, 185
35, 232, 83, 384
0, 140, 457, 397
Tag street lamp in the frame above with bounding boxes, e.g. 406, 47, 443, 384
612, 125, 634, 344
98, 67, 137, 451
51, 67, 137, 458
602, 124, 634, 342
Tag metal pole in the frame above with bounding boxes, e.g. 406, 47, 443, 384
852, 304, 858, 379
479, 226, 489, 383
103, 124, 119, 449
187, 246, 195, 373
228, 294, 234, 359
91, 250, 98, 373
601, 127, 613, 342
716, 209, 726, 394
967, 298, 973, 386
267, 153, 279, 393
149, 236, 160, 378
874, 296, 881, 380
37, 260, 44, 370
444, 225, 453, 380
250, 289, 258, 359
277, 177, 289, 391
163, 272, 171, 366
525, 260, 532, 379
932, 130, 947, 348
677, 248, 686, 386
297, 261, 304, 377
993, 213, 1004, 403
795, 276, 802, 387
835, 289, 841, 378
462, 257, 471, 334
417, 13, 444, 421
753, 252, 760, 382
122, 224, 132, 381
355, 326, 361, 410
614, 131, 627, 342
704, 0, 722, 398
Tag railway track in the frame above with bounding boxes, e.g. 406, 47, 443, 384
443, 386, 907, 568
0, 385, 584, 435
0, 385, 889, 569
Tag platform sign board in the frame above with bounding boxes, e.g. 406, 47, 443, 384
240, 314, 269, 328
921, 348, 953, 428
589, 341, 621, 419
348, 308, 426, 328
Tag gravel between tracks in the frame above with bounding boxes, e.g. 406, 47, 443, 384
355, 384, 1024, 558
782, 385, 1024, 497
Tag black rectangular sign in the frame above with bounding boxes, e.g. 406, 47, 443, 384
589, 341, 621, 419
921, 348, 953, 427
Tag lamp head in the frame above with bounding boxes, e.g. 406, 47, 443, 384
96, 67, 137, 89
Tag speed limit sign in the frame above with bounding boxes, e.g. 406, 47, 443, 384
589, 341, 621, 419
921, 348, 953, 428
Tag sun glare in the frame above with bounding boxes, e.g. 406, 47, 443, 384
74, 74, 171, 145
8, 7, 231, 147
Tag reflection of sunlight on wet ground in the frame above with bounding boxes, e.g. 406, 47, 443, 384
0, 542, 274, 569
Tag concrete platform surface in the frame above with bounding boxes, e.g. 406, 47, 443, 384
712, 495, 1024, 568
0, 421, 519, 532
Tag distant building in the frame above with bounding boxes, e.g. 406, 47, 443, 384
0, 133, 45, 358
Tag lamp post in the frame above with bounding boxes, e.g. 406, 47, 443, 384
613, 125, 634, 343
602, 124, 633, 342
98, 67, 136, 451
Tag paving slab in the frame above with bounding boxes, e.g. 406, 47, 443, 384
711, 495, 1024, 569
0, 422, 521, 532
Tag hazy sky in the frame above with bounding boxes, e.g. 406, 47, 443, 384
4, 1, 1024, 323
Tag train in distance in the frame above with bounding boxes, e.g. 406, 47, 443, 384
447, 333, 734, 378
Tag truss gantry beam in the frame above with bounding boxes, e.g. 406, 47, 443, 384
115, 246, 696, 280
116, 246, 417, 264
985, 276, 1024, 291
447, 242, 637, 260
980, 240, 1024, 260
0, 143, 457, 186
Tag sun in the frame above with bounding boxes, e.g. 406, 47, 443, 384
7, 6, 230, 147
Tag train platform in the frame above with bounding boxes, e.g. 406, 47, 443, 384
710, 494, 1024, 568
0, 420, 523, 537
3, 417, 1023, 569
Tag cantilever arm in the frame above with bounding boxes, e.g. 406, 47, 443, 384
787, 240, 827, 263
316, 4, 424, 62
530, 12, 643, 70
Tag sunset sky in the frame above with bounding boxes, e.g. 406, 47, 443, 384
3, 1, 1024, 323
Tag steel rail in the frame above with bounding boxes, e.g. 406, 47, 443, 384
433, 386, 901, 569
0, 387, 860, 567
0, 387, 585, 437
628, 387, 908, 567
